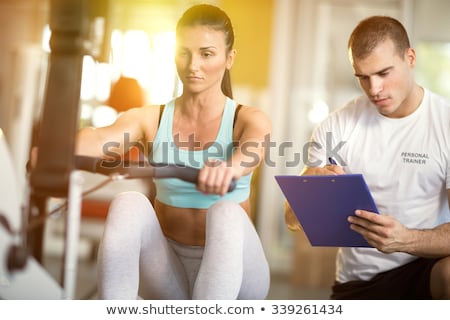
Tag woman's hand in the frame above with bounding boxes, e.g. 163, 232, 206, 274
197, 159, 237, 196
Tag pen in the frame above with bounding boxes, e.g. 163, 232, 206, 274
328, 157, 337, 165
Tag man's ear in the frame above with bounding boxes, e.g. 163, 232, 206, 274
405, 47, 416, 67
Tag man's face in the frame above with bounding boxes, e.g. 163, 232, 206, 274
351, 38, 416, 118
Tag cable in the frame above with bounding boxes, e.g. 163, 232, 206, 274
16, 173, 128, 236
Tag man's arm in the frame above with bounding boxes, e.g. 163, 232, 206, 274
349, 189, 450, 257
285, 201, 301, 231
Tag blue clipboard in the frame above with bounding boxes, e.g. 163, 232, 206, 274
275, 174, 379, 247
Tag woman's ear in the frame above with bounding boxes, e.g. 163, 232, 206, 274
226, 49, 236, 70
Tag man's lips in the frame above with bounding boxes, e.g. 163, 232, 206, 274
372, 97, 390, 105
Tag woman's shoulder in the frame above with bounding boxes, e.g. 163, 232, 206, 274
235, 103, 269, 121
111, 104, 165, 141
233, 103, 272, 135
111, 105, 157, 129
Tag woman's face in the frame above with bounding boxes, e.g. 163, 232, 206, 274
175, 25, 235, 95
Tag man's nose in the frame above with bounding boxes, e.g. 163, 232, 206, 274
369, 77, 383, 96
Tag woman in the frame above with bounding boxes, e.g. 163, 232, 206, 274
76, 4, 271, 299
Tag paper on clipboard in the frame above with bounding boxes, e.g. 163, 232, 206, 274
275, 174, 379, 247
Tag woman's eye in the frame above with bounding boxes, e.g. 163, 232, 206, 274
176, 50, 188, 57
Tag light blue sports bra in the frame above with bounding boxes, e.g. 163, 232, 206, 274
150, 97, 252, 209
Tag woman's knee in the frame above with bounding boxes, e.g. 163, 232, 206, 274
207, 200, 245, 219
204, 200, 248, 237
107, 191, 155, 225
111, 191, 152, 210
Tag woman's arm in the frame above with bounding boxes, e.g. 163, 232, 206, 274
196, 105, 272, 196
75, 105, 160, 159
230, 106, 272, 177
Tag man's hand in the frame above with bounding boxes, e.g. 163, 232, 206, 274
348, 210, 410, 253
284, 163, 346, 232
301, 164, 346, 176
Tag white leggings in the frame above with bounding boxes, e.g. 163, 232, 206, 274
97, 191, 270, 299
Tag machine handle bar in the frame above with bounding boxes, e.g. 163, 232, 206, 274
74, 155, 236, 192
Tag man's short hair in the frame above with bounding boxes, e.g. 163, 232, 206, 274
348, 16, 411, 60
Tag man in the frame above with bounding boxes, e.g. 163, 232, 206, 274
285, 16, 450, 299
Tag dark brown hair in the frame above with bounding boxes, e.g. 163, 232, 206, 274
176, 4, 235, 98
348, 16, 411, 60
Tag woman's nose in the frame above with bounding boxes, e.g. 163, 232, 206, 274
188, 54, 200, 71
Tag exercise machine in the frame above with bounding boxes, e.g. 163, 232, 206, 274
0, 0, 234, 300
0, 137, 231, 299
